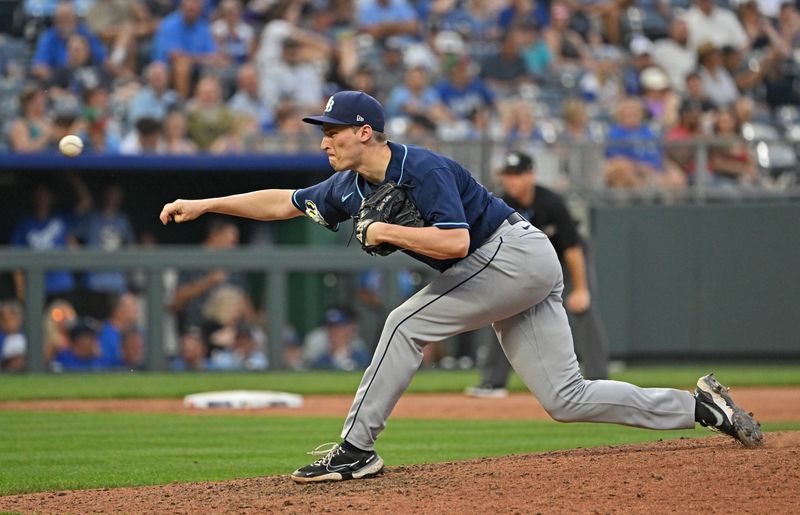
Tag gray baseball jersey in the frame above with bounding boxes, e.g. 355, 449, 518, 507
293, 142, 696, 451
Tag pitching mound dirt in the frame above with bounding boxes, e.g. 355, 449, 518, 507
2, 432, 798, 514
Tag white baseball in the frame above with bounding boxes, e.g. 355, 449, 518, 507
59, 135, 83, 157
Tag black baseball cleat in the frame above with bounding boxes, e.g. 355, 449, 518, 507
694, 374, 763, 448
291, 442, 384, 483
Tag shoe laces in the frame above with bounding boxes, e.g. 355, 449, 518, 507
307, 442, 344, 467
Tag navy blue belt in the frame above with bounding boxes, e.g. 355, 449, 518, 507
506, 212, 526, 225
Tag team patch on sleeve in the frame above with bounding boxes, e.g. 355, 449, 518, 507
304, 200, 329, 226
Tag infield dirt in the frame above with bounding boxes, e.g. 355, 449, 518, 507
2, 390, 799, 514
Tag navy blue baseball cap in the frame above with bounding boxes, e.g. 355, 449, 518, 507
302, 91, 386, 133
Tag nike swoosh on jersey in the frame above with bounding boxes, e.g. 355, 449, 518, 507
341, 192, 354, 202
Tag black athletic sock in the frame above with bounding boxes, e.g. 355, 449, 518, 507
342, 440, 370, 454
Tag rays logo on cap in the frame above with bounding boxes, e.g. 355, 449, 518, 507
324, 96, 335, 113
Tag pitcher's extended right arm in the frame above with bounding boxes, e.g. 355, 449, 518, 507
160, 189, 303, 225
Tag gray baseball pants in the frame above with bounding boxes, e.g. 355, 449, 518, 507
482, 239, 610, 386
341, 220, 695, 451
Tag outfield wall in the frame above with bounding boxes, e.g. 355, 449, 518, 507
592, 203, 800, 359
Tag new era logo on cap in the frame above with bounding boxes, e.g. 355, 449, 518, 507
303, 91, 386, 133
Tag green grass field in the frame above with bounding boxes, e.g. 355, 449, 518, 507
1, 365, 799, 400
1, 366, 798, 496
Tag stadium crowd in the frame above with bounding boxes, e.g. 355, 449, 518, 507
2, 0, 800, 372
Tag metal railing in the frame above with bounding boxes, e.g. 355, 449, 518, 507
0, 247, 429, 372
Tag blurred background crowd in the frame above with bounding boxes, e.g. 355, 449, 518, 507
1, 0, 800, 373
0, 0, 798, 180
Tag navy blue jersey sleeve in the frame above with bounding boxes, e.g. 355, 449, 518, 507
291, 175, 350, 232
415, 167, 469, 229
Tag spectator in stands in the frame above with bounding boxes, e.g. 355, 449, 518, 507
579, 45, 624, 113
561, 98, 592, 142
120, 116, 164, 154
517, 21, 552, 79
171, 218, 248, 335
652, 18, 697, 92
261, 103, 314, 153
542, 2, 590, 71
259, 37, 325, 118
227, 62, 271, 129
97, 293, 141, 367
170, 329, 208, 371
186, 74, 233, 150
498, 0, 548, 33
85, 0, 155, 75
254, 0, 331, 78
151, 0, 222, 98
697, 42, 739, 107
347, 65, 380, 101
623, 35, 655, 96
435, 55, 495, 136
80, 87, 122, 154
603, 97, 686, 189
143, 0, 175, 18
480, 28, 530, 97
211, 0, 255, 66
120, 328, 145, 370
721, 44, 779, 95
708, 107, 758, 185
209, 325, 268, 370
357, 0, 420, 43
50, 34, 112, 100
777, 1, 800, 48
210, 113, 262, 154
72, 183, 136, 318
666, 98, 707, 177
737, 0, 787, 52
31, 0, 108, 82
733, 96, 756, 127
52, 319, 103, 372
499, 97, 538, 142
435, 0, 501, 51
640, 66, 680, 129
302, 307, 370, 371
43, 299, 78, 363
282, 325, 305, 371
386, 66, 451, 125
11, 177, 91, 303
8, 84, 52, 153
0, 301, 26, 372
162, 109, 198, 155
684, 70, 717, 113
201, 286, 267, 370
683, 0, 748, 51
372, 37, 407, 102
127, 62, 180, 129
199, 285, 240, 349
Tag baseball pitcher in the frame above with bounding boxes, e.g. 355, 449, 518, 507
160, 91, 762, 483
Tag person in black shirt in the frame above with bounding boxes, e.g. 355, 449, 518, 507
466, 151, 610, 398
